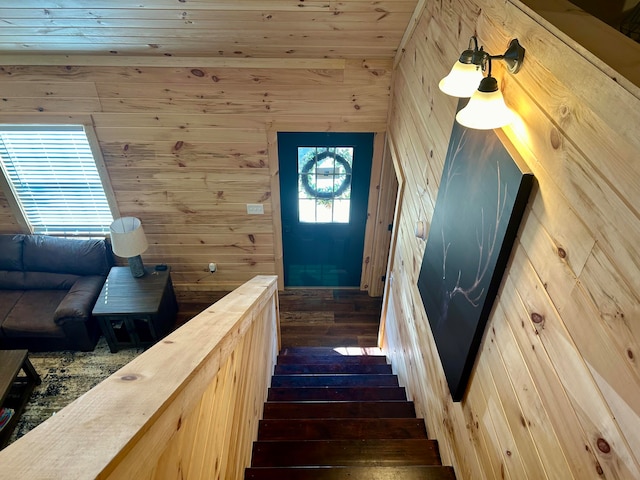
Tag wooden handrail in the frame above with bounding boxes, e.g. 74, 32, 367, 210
0, 275, 280, 480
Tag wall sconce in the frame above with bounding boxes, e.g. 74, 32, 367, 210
110, 217, 149, 278
439, 36, 525, 130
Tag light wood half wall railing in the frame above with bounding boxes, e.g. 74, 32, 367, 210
0, 275, 280, 480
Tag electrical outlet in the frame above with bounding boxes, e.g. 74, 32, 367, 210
246, 203, 264, 215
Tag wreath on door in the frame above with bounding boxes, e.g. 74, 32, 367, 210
300, 151, 352, 199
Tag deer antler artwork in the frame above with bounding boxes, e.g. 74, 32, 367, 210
434, 128, 509, 328
417, 112, 533, 401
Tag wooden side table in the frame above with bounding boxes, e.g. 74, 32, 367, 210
92, 266, 178, 353
0, 350, 41, 448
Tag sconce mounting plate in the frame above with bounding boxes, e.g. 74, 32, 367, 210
503, 39, 525, 74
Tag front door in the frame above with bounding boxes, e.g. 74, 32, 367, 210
278, 132, 374, 287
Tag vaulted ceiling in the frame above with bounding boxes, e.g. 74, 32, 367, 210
0, 1, 421, 59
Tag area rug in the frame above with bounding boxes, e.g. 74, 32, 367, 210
8, 338, 142, 445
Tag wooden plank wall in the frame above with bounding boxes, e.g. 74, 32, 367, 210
0, 275, 279, 479
382, 0, 640, 479
0, 58, 391, 295
0, 189, 20, 232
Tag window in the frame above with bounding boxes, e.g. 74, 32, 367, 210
297, 146, 353, 223
0, 125, 114, 236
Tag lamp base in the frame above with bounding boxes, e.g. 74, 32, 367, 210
127, 255, 146, 278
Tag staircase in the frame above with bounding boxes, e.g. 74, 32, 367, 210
245, 347, 456, 479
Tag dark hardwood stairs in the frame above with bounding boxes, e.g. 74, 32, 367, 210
245, 347, 456, 480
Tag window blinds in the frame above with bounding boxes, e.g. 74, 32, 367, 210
0, 125, 113, 236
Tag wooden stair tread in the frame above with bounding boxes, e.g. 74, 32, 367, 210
270, 374, 399, 387
262, 401, 417, 419
277, 355, 388, 365
257, 418, 427, 440
250, 439, 442, 467
245, 465, 457, 479
275, 363, 393, 374
279, 346, 385, 356
267, 386, 407, 401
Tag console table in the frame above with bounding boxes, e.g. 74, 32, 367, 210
92, 266, 178, 353
0, 350, 41, 448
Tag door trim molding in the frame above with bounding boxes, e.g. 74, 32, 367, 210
266, 127, 285, 290
378, 133, 406, 346
360, 131, 386, 292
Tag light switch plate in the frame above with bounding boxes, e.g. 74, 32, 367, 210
246, 204, 264, 215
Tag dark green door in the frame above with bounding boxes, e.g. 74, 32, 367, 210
278, 132, 374, 287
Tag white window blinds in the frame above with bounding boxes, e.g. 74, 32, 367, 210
0, 125, 113, 236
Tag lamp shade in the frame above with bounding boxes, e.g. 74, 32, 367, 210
455, 86, 515, 130
109, 217, 148, 258
438, 61, 484, 98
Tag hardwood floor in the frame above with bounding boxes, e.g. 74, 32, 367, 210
177, 288, 383, 348
278, 289, 382, 348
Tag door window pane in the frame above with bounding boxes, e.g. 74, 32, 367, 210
316, 200, 333, 223
298, 199, 316, 223
333, 199, 351, 223
297, 146, 353, 223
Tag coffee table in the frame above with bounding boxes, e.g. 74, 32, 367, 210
0, 349, 41, 448
92, 266, 179, 353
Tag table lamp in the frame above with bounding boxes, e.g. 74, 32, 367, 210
109, 217, 149, 277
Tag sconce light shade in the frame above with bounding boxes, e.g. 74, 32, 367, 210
439, 61, 484, 98
455, 90, 514, 130
110, 217, 148, 277
455, 74, 515, 130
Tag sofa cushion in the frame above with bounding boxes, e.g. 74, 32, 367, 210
23, 235, 111, 277
0, 290, 23, 324
22, 272, 80, 290
0, 235, 24, 271
0, 290, 67, 338
0, 271, 26, 290
0, 271, 82, 291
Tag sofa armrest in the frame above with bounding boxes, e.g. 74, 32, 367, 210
54, 275, 106, 325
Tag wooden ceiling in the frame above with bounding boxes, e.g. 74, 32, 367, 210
0, 1, 421, 59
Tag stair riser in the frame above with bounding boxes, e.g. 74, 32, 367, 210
262, 401, 417, 419
257, 418, 427, 440
250, 439, 441, 467
267, 387, 406, 401
245, 466, 457, 480
270, 374, 399, 388
277, 355, 388, 365
275, 364, 392, 374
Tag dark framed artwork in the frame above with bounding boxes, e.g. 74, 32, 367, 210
417, 102, 534, 401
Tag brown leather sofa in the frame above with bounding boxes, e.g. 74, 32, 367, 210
0, 234, 113, 351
